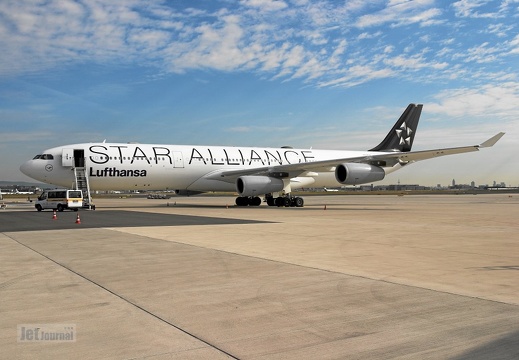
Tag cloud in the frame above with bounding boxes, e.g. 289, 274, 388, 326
357, 31, 383, 40
166, 14, 252, 72
428, 82, 519, 119
486, 23, 514, 38
241, 0, 288, 12
509, 34, 519, 54
0, 0, 517, 91
452, 0, 503, 18
384, 54, 448, 70
355, 0, 441, 28
317, 62, 396, 88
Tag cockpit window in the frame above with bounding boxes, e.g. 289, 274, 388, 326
33, 154, 54, 160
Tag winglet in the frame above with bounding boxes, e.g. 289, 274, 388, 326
479, 132, 505, 148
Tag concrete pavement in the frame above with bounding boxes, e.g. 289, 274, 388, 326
1, 194, 518, 359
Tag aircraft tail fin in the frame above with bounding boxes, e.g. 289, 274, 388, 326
369, 104, 422, 152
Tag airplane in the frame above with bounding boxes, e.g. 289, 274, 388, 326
0, 189, 33, 195
14, 189, 34, 195
323, 187, 339, 192
20, 104, 504, 208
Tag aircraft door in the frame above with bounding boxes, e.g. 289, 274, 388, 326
173, 151, 184, 168
74, 149, 85, 167
62, 148, 74, 167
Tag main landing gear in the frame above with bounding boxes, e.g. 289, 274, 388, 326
268, 195, 304, 207
235, 196, 262, 206
235, 194, 304, 207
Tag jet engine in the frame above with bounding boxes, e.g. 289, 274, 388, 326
236, 176, 284, 197
335, 163, 385, 185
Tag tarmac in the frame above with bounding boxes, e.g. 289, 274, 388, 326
1, 194, 518, 359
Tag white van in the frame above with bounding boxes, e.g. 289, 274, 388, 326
35, 189, 83, 212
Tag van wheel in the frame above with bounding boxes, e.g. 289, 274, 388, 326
57, 204, 64, 212
35, 204, 43, 212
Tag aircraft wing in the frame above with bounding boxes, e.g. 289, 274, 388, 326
204, 157, 364, 183
205, 132, 505, 183
389, 132, 505, 163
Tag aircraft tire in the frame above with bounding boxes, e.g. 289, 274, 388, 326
294, 197, 304, 207
275, 197, 284, 207
235, 197, 248, 206
249, 197, 261, 206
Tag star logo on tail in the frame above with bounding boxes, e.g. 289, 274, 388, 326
396, 121, 412, 146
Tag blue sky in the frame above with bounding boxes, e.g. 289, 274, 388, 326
1, 0, 518, 186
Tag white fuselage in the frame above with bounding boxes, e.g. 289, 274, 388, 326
20, 142, 396, 192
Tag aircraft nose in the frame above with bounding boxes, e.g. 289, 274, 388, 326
20, 161, 30, 176
20, 160, 35, 178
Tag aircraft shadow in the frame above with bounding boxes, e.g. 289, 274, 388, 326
450, 328, 519, 360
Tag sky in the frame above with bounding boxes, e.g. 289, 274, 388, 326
1, 0, 518, 187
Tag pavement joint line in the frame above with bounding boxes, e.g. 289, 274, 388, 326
108, 228, 519, 308
3, 233, 241, 360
